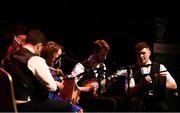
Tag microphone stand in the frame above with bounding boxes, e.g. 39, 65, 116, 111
97, 75, 102, 97
63, 56, 79, 64
127, 66, 131, 99
96, 67, 104, 97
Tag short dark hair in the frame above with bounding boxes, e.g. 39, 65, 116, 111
135, 42, 150, 52
26, 29, 46, 45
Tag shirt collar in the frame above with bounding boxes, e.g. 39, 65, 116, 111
138, 60, 152, 67
23, 45, 35, 54
146, 60, 152, 65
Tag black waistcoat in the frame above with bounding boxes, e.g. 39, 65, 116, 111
10, 47, 48, 101
131, 62, 160, 97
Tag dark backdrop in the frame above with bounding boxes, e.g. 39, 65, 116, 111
0, 0, 179, 111
0, 0, 180, 98
1, 1, 180, 71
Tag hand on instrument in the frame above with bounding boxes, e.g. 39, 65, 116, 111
144, 75, 152, 83
89, 82, 99, 91
56, 81, 64, 90
52, 68, 65, 77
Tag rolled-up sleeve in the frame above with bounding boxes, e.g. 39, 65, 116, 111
160, 64, 176, 84
27, 56, 57, 92
71, 63, 85, 77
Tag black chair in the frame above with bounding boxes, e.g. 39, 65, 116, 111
0, 67, 18, 112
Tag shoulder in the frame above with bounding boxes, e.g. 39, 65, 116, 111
152, 61, 166, 69
159, 64, 167, 71
130, 63, 139, 69
27, 56, 48, 71
28, 56, 46, 64
75, 62, 84, 68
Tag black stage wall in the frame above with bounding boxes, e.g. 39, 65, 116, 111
0, 1, 180, 110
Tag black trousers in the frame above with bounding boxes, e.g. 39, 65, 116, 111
129, 96, 169, 112
17, 98, 73, 112
79, 94, 126, 112
144, 96, 169, 111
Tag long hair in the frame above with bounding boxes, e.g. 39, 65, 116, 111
41, 41, 63, 66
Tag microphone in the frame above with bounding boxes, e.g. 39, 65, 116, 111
61, 50, 82, 64
54, 52, 66, 68
54, 57, 62, 68
62, 55, 79, 63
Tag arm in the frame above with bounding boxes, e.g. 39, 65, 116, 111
160, 64, 177, 90
28, 56, 58, 92
71, 63, 94, 92
71, 63, 85, 77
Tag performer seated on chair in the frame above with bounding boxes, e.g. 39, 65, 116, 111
1, 34, 27, 67
40, 41, 83, 113
70, 39, 126, 112
127, 42, 177, 111
2, 30, 73, 112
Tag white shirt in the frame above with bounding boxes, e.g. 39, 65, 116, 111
24, 46, 57, 92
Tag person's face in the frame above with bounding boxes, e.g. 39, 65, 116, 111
96, 48, 108, 63
52, 49, 62, 64
136, 48, 151, 65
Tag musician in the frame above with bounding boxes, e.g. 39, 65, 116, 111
2, 30, 73, 112
127, 42, 177, 111
1, 34, 27, 67
40, 41, 65, 81
40, 41, 83, 113
70, 40, 126, 112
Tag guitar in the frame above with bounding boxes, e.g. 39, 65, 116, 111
82, 69, 127, 97
58, 69, 127, 103
13, 35, 26, 46
14, 37, 21, 46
